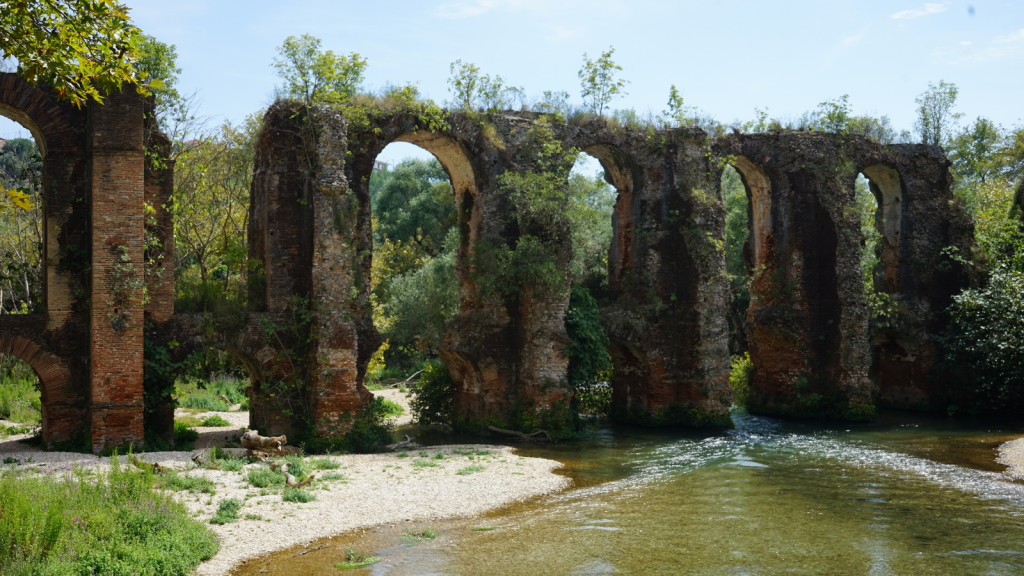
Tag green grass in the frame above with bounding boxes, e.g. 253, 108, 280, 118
282, 488, 316, 503
378, 397, 405, 417
209, 498, 241, 524
469, 526, 496, 531
310, 458, 340, 470
397, 452, 409, 458
200, 415, 231, 427
174, 375, 249, 412
412, 459, 439, 468
174, 421, 198, 450
0, 423, 32, 438
456, 464, 486, 476
156, 470, 217, 494
0, 357, 41, 425
400, 527, 438, 542
0, 455, 218, 575
432, 452, 444, 460
320, 472, 346, 482
335, 548, 381, 570
246, 468, 286, 489
244, 513, 264, 521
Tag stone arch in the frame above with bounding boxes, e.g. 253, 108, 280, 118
730, 155, 774, 275
0, 334, 70, 440
861, 164, 904, 293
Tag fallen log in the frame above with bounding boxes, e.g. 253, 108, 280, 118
240, 429, 287, 451
487, 426, 552, 442
280, 463, 315, 488
384, 434, 420, 452
129, 454, 164, 474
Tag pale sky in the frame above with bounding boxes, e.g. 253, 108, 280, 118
2, 0, 1022, 169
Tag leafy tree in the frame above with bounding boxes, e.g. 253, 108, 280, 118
914, 80, 962, 146
565, 285, 611, 415
370, 159, 456, 257
446, 60, 521, 112
950, 117, 1003, 187
0, 139, 42, 313
0, 0, 144, 106
272, 34, 366, 106
662, 85, 697, 127
815, 95, 851, 133
172, 115, 259, 312
721, 165, 749, 351
578, 47, 628, 117
534, 90, 571, 117
567, 169, 615, 294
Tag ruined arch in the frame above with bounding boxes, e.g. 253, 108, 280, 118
861, 164, 904, 293
0, 334, 70, 441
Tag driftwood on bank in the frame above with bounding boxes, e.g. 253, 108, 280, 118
129, 454, 164, 474
487, 426, 552, 442
241, 429, 287, 450
279, 462, 315, 488
384, 434, 421, 452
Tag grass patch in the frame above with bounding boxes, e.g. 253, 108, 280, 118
378, 397, 405, 417
244, 513, 264, 521
310, 458, 340, 470
320, 472, 346, 482
157, 470, 217, 494
200, 415, 231, 427
282, 488, 316, 503
0, 423, 32, 438
174, 375, 248, 412
401, 527, 438, 543
432, 452, 444, 460
469, 526, 496, 531
0, 455, 218, 574
456, 464, 485, 476
412, 459, 439, 468
246, 467, 285, 489
397, 452, 409, 458
335, 548, 382, 570
209, 498, 241, 524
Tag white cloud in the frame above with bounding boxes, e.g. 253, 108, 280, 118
432, 0, 501, 19
890, 2, 949, 20
959, 41, 972, 45
995, 28, 1024, 43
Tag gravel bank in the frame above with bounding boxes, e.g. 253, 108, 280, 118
1, 442, 568, 576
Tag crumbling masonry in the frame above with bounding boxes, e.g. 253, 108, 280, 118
0, 74, 973, 452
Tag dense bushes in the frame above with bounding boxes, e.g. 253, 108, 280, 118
0, 355, 39, 425
565, 286, 612, 415
409, 359, 455, 426
0, 456, 218, 575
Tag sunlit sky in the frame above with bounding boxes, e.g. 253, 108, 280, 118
3, 0, 1023, 170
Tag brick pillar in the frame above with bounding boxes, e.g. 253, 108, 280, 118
88, 89, 146, 452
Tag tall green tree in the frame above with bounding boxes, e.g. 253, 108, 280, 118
578, 47, 628, 117
0, 138, 42, 313
446, 60, 521, 112
0, 0, 144, 106
272, 34, 366, 106
914, 80, 962, 146
371, 158, 456, 258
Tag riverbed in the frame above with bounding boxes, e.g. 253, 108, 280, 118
235, 411, 1024, 575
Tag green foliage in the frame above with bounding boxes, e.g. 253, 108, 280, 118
565, 286, 612, 415
0, 138, 43, 313
0, 0, 145, 107
246, 467, 286, 489
815, 95, 852, 134
0, 355, 40, 424
721, 165, 750, 350
578, 47, 628, 116
156, 470, 216, 494
377, 398, 405, 417
173, 421, 198, 450
401, 527, 437, 542
174, 375, 249, 411
446, 60, 522, 111
310, 458, 340, 470
282, 488, 316, 503
567, 169, 615, 294
209, 498, 241, 524
335, 548, 381, 570
456, 464, 486, 476
914, 80, 962, 146
273, 34, 366, 106
729, 353, 753, 408
200, 415, 231, 427
0, 456, 218, 574
371, 159, 456, 258
942, 265, 1024, 414
662, 85, 696, 127
410, 359, 455, 426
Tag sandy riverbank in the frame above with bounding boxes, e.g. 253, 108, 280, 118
998, 437, 1024, 479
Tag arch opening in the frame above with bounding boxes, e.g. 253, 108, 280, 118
0, 114, 44, 315
860, 164, 903, 294
565, 147, 633, 418
362, 139, 466, 393
0, 353, 42, 430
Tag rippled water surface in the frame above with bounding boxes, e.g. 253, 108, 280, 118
236, 412, 1024, 575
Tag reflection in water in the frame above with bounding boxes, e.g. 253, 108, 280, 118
235, 412, 1024, 576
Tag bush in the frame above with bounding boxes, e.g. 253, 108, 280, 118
282, 488, 316, 503
729, 353, 754, 408
175, 375, 249, 412
200, 415, 231, 427
157, 471, 216, 494
344, 398, 396, 453
335, 548, 381, 570
174, 421, 198, 450
565, 286, 612, 416
942, 265, 1024, 414
209, 498, 241, 524
246, 467, 285, 489
410, 359, 454, 425
0, 456, 218, 574
378, 397, 405, 417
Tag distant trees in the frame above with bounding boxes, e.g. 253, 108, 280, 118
0, 139, 42, 313
446, 60, 522, 112
914, 80, 963, 147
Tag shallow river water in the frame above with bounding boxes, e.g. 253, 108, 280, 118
235, 411, 1024, 575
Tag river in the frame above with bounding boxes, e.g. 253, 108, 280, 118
235, 411, 1024, 575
